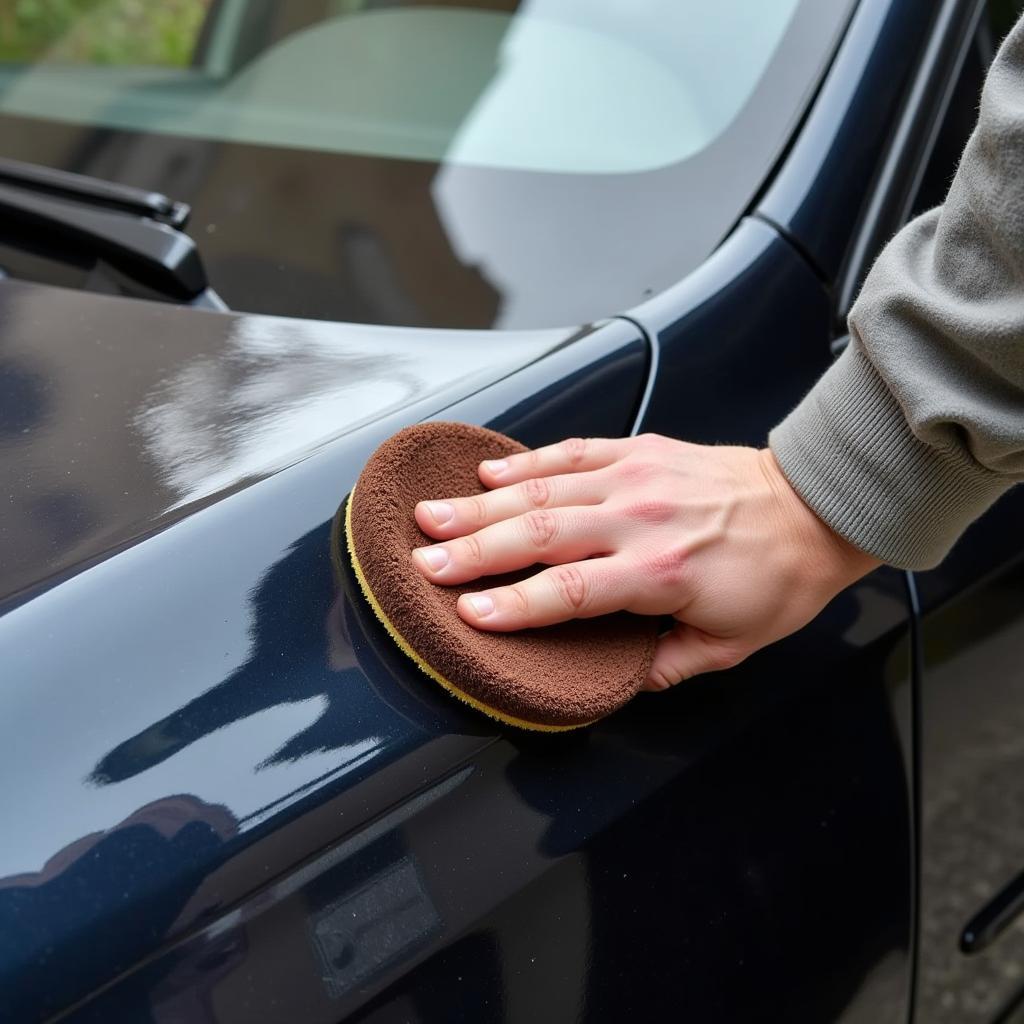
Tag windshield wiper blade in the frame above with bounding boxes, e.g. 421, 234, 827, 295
0, 180, 206, 299
0, 156, 190, 228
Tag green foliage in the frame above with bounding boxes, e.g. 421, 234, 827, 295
0, 0, 210, 66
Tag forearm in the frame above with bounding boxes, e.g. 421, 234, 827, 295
770, 13, 1024, 569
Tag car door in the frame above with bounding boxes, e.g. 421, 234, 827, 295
757, 1, 1024, 1018
59, 252, 915, 1024
747, 0, 1024, 1019
903, 4, 1024, 1021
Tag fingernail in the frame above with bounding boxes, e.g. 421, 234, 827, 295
423, 501, 453, 525
465, 593, 495, 617
482, 459, 508, 475
418, 546, 449, 571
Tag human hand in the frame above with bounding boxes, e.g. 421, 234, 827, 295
410, 435, 881, 689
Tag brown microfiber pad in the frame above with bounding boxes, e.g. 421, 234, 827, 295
344, 421, 657, 731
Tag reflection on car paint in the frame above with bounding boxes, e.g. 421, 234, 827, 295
0, 311, 643, 1022
0, 794, 238, 1019
0, 280, 573, 603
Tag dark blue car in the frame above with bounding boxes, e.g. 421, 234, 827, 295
1, 1, 1022, 1021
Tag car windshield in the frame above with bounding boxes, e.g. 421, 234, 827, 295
0, 0, 854, 328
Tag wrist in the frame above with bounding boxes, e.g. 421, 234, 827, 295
757, 447, 882, 592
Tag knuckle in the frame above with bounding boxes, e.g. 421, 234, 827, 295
523, 509, 558, 549
707, 643, 746, 673
507, 584, 531, 616
643, 545, 689, 588
460, 532, 485, 566
561, 436, 588, 467
551, 564, 588, 612
616, 458, 654, 484
523, 475, 551, 509
464, 494, 488, 525
647, 666, 678, 690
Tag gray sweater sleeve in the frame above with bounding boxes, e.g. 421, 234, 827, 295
768, 13, 1024, 570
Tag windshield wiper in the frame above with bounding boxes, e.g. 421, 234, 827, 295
0, 156, 190, 227
0, 157, 207, 300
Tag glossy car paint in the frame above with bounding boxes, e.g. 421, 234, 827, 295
4, 238, 914, 1024
754, 0, 1024, 1019
718, 4, 1024, 1022
912, 493, 1024, 1023
1, 230, 916, 1024
854, 9, 1024, 1017
0, 1, 1019, 1022
0, 280, 581, 605
757, 0, 983, 286
0, 294, 645, 1020
629, 217, 916, 1023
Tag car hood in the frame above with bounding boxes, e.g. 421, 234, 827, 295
0, 280, 571, 605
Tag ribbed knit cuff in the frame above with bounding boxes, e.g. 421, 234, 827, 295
768, 343, 1011, 569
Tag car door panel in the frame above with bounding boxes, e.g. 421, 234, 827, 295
43, 221, 918, 1022
629, 216, 915, 1023
796, 0, 1024, 1017
912, 491, 1024, 1024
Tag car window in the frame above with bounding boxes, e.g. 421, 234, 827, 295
0, 1, 856, 329
0, 1, 804, 175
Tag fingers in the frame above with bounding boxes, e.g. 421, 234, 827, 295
415, 470, 607, 540
478, 436, 627, 489
413, 506, 612, 584
641, 623, 745, 691
456, 557, 631, 630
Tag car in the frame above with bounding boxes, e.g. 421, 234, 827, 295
1, 0, 1022, 1021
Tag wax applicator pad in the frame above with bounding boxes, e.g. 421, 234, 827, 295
344, 421, 657, 731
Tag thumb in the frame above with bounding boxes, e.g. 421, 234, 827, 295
641, 623, 742, 691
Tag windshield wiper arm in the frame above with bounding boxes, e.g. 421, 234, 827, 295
0, 156, 190, 228
0, 178, 206, 299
